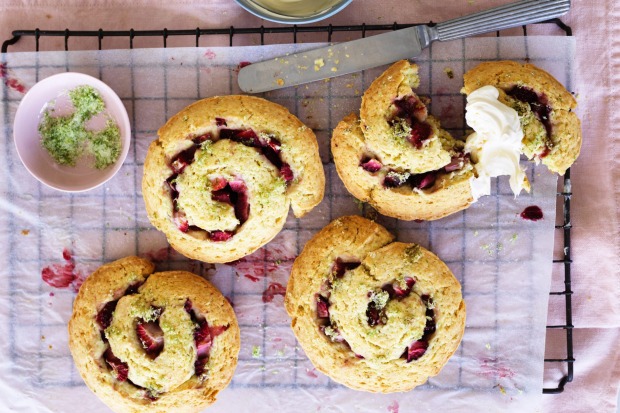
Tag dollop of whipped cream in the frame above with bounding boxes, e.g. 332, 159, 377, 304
465, 85, 527, 201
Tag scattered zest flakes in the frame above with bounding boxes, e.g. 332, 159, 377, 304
276, 78, 285, 86
485, 343, 491, 350
444, 67, 454, 79
330, 67, 338, 72
314, 58, 325, 71
252, 346, 261, 358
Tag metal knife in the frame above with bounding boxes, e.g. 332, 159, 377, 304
238, 0, 570, 93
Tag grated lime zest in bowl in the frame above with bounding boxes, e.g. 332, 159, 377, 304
38, 85, 121, 169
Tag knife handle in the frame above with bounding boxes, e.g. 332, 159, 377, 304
434, 0, 571, 42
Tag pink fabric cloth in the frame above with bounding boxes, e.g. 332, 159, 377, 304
1, 0, 619, 411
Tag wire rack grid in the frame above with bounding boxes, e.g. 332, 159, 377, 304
1, 20, 574, 396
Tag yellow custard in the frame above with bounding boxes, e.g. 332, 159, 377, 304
252, 0, 342, 16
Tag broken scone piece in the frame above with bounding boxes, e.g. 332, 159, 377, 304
462, 60, 581, 200
332, 60, 475, 221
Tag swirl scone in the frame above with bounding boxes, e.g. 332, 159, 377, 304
68, 257, 240, 413
285, 216, 466, 393
332, 60, 474, 221
143, 95, 325, 263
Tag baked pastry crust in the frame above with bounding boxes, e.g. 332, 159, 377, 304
332, 60, 474, 221
285, 216, 466, 393
68, 256, 240, 413
462, 60, 581, 175
143, 95, 324, 263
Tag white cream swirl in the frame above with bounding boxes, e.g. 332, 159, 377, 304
464, 85, 527, 201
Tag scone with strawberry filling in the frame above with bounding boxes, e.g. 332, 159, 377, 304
68, 256, 240, 413
142, 95, 324, 263
285, 216, 466, 393
332, 60, 474, 221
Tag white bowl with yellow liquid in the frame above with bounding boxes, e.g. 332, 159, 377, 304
235, 0, 352, 24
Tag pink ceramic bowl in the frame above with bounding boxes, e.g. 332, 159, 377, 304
13, 72, 131, 192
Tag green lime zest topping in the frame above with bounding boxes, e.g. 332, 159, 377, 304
252, 346, 262, 358
369, 290, 390, 310
38, 85, 121, 169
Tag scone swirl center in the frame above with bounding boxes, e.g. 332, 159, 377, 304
106, 295, 195, 393
171, 139, 287, 238
329, 267, 427, 361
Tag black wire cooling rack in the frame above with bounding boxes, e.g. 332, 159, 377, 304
1, 19, 574, 394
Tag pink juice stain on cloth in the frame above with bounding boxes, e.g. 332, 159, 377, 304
262, 282, 286, 303
41, 248, 85, 292
229, 257, 266, 279
305, 368, 318, 378
387, 400, 399, 413
234, 61, 252, 73
477, 358, 516, 380
0, 63, 27, 94
140, 247, 176, 263
244, 274, 260, 282
204, 49, 216, 59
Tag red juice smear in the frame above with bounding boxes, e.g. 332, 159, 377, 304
520, 205, 543, 221
41, 249, 83, 290
262, 282, 286, 303
387, 401, 400, 413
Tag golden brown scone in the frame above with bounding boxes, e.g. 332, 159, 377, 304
332, 60, 474, 221
285, 216, 466, 393
68, 256, 240, 413
142, 95, 325, 263
333, 114, 474, 221
462, 60, 581, 174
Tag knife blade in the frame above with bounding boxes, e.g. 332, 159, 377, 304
238, 0, 570, 93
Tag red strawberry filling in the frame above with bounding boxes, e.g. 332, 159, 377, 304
210, 230, 234, 242
444, 153, 470, 172
380, 152, 469, 190
360, 157, 382, 173
366, 301, 384, 327
506, 85, 553, 157
210, 178, 250, 227
316, 258, 361, 345
393, 95, 427, 122
95, 282, 147, 382
330, 258, 361, 279
96, 282, 144, 330
173, 211, 189, 233
165, 121, 294, 236
382, 277, 415, 299
390, 94, 433, 149
96, 301, 118, 330
400, 294, 436, 363
316, 294, 330, 319
136, 308, 165, 359
405, 340, 428, 362
408, 122, 433, 149
103, 348, 129, 382
366, 277, 416, 327
185, 299, 229, 377
383, 170, 410, 188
